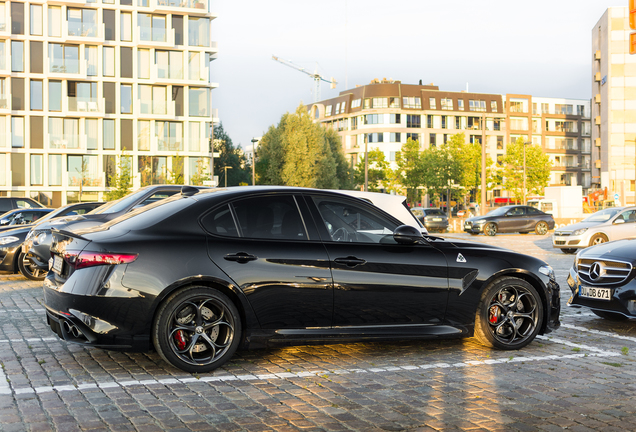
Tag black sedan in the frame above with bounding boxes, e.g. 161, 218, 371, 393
0, 208, 54, 229
24, 185, 189, 274
43, 187, 560, 373
410, 207, 449, 233
567, 239, 636, 321
464, 205, 555, 236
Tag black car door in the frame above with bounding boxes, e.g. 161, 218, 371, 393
499, 206, 526, 233
204, 193, 334, 329
305, 193, 450, 328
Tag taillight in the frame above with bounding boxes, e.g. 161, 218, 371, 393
71, 251, 138, 270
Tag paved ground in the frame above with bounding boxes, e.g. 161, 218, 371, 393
1, 234, 635, 431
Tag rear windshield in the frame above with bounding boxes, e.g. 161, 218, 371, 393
88, 189, 152, 215
94, 195, 195, 231
425, 210, 445, 216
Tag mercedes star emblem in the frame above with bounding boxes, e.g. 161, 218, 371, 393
589, 262, 604, 281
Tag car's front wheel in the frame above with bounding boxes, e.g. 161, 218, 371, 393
474, 277, 543, 350
535, 221, 549, 235
18, 252, 46, 281
152, 286, 241, 373
589, 233, 608, 247
560, 248, 577, 254
484, 223, 497, 236
591, 310, 628, 321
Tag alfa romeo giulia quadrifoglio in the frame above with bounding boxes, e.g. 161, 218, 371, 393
43, 187, 561, 373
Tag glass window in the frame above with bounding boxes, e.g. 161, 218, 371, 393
103, 119, 115, 150
138, 120, 150, 151
103, 46, 114, 76
441, 98, 453, 110
12, 117, 24, 148
189, 87, 209, 116
120, 47, 132, 78
11, 2, 24, 35
31, 117, 44, 149
156, 121, 183, 151
86, 119, 98, 150
189, 122, 200, 152
49, 44, 79, 73
48, 6, 61, 37
153, 86, 166, 114
30, 80, 43, 111
139, 14, 166, 42
138, 49, 150, 79
49, 155, 62, 185
85, 45, 97, 76
29, 41, 42, 73
11, 78, 24, 111
225, 195, 307, 240
48, 118, 79, 149
139, 85, 151, 114
121, 85, 132, 114
12, 153, 24, 186
188, 17, 209, 46
30, 155, 42, 185
68, 155, 98, 187
0, 154, 5, 186
458, 99, 464, 110
120, 12, 132, 41
0, 41, 5, 71
172, 15, 183, 45
429, 98, 437, 110
30, 5, 42, 36
11, 41, 23, 72
402, 97, 421, 109
188, 51, 200, 80
103, 9, 115, 41
49, 81, 62, 111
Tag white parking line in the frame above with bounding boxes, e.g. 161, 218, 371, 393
0, 336, 621, 396
0, 309, 45, 314
561, 323, 636, 344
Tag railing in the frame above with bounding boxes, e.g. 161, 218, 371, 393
68, 98, 100, 113
49, 134, 81, 150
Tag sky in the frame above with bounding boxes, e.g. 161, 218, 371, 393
210, 0, 623, 149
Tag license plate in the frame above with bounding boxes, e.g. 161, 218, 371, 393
579, 285, 611, 301
432, 217, 442, 221
52, 255, 63, 274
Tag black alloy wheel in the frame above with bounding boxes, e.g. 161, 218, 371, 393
535, 221, 549, 235
591, 309, 629, 321
18, 252, 46, 281
153, 287, 241, 373
474, 277, 543, 350
484, 223, 497, 236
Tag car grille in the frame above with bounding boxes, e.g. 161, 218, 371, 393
554, 240, 566, 246
554, 232, 570, 236
577, 258, 633, 285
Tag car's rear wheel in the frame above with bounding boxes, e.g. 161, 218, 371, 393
474, 277, 543, 350
484, 223, 497, 236
535, 221, 549, 235
152, 286, 241, 373
560, 248, 577, 254
18, 252, 46, 281
589, 233, 608, 247
591, 309, 628, 321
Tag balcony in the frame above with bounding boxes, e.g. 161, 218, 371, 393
49, 134, 81, 150
68, 97, 101, 113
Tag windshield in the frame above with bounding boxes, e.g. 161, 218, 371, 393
486, 207, 509, 217
584, 208, 621, 222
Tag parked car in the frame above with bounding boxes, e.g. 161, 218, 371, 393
334, 190, 428, 234
566, 238, 636, 321
0, 208, 54, 229
24, 185, 194, 274
0, 197, 45, 213
19, 202, 105, 280
410, 207, 449, 233
553, 206, 636, 254
43, 186, 560, 373
0, 202, 103, 278
463, 205, 555, 236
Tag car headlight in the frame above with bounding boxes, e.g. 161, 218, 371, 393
539, 265, 555, 280
34, 232, 47, 245
572, 228, 588, 236
0, 236, 20, 245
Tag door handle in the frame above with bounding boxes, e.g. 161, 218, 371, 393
334, 256, 367, 267
224, 252, 257, 263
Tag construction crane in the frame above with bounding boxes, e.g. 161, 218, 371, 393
272, 55, 337, 102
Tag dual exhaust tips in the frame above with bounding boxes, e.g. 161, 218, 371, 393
62, 320, 84, 339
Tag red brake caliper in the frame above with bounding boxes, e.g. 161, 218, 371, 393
488, 305, 500, 324
174, 330, 187, 350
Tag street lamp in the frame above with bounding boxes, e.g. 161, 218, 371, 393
523, 141, 532, 205
223, 165, 232, 188
250, 138, 258, 186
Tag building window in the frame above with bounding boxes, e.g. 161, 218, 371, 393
30, 5, 42, 36
189, 122, 200, 152
189, 88, 209, 116
49, 118, 79, 149
469, 100, 486, 112
351, 99, 361, 109
364, 114, 383, 125
139, 85, 167, 114
0, 41, 5, 71
188, 17, 209, 46
156, 50, 183, 79
11, 41, 23, 72
103, 46, 115, 76
138, 120, 150, 151
402, 97, 421, 109
103, 9, 115, 40
68, 81, 98, 112
364, 133, 383, 143
335, 103, 340, 115
497, 136, 503, 149
389, 97, 400, 108
455, 116, 461, 129
48, 6, 61, 37
458, 100, 464, 111
11, 2, 24, 35
555, 104, 573, 115
120, 11, 132, 41
406, 115, 421, 128
441, 116, 447, 129
406, 133, 419, 143
172, 15, 183, 45
429, 133, 436, 146
49, 44, 79, 73
68, 155, 98, 187
30, 80, 43, 111
86, 119, 98, 150
390, 114, 400, 124
390, 132, 401, 143
68, 8, 97, 37
139, 13, 166, 42
325, 105, 332, 116
364, 98, 371, 109
427, 115, 433, 128
491, 100, 498, 112
188, 51, 201, 80
508, 100, 526, 113
372, 97, 387, 108
138, 49, 151, 79
49, 81, 62, 111
156, 121, 183, 151
494, 119, 501, 131
389, 151, 397, 162
121, 84, 132, 114
429, 98, 437, 110
48, 155, 61, 186
440, 98, 453, 110
103, 119, 115, 150
86, 45, 97, 76
121, 47, 133, 78
12, 117, 24, 148
30, 155, 43, 186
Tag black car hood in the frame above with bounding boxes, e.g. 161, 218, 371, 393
578, 239, 636, 262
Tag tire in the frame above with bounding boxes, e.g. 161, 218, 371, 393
484, 223, 497, 236
560, 248, 577, 254
535, 222, 549, 235
519, 232, 529, 235
591, 309, 629, 321
18, 252, 47, 281
589, 233, 608, 247
474, 277, 543, 350
470, 232, 479, 236
152, 286, 241, 373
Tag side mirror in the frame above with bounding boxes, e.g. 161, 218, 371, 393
393, 225, 423, 244
614, 218, 625, 225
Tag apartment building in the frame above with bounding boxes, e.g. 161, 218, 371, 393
592, 7, 636, 205
311, 80, 590, 198
0, 0, 217, 206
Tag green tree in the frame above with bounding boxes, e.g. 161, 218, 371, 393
396, 138, 425, 203
166, 154, 184, 185
503, 137, 553, 202
189, 158, 210, 186
105, 151, 133, 201
213, 122, 251, 187
420, 140, 463, 206
354, 148, 389, 192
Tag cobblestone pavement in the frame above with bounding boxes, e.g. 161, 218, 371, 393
1, 234, 636, 431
